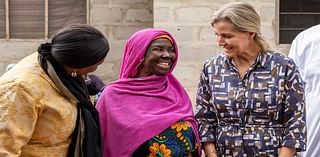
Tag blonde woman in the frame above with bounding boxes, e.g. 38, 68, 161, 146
195, 2, 306, 157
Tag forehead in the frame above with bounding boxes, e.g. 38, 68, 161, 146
149, 38, 173, 46
213, 20, 235, 33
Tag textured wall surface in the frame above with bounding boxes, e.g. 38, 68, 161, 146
154, 0, 291, 108
0, 0, 292, 107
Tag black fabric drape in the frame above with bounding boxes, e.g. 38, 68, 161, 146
38, 44, 101, 157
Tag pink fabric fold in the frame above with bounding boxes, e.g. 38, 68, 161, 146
96, 28, 200, 157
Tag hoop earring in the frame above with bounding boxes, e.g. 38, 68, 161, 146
71, 72, 77, 77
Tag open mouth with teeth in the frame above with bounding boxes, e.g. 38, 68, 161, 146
157, 61, 171, 69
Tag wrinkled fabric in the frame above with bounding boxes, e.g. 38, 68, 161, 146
39, 44, 102, 157
289, 24, 320, 157
96, 28, 200, 157
0, 53, 77, 157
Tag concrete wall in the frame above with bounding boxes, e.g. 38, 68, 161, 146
0, 0, 154, 84
154, 0, 291, 107
89, 0, 153, 83
0, 0, 292, 107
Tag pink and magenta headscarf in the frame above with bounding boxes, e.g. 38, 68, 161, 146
96, 28, 200, 157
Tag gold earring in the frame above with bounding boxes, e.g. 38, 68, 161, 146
71, 72, 77, 77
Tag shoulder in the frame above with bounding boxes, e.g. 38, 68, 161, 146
293, 24, 320, 42
0, 72, 51, 101
266, 51, 293, 63
202, 54, 225, 68
265, 51, 297, 70
0, 54, 58, 97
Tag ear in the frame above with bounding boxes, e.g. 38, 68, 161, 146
248, 32, 256, 39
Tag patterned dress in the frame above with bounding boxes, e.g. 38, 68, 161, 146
195, 52, 306, 157
133, 120, 197, 157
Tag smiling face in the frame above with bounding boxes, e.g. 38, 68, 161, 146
136, 38, 176, 77
213, 20, 253, 58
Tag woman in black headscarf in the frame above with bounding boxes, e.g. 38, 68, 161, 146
0, 24, 109, 157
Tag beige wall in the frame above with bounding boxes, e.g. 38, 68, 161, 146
0, 0, 292, 106
0, 0, 153, 83
154, 0, 291, 107
89, 0, 153, 83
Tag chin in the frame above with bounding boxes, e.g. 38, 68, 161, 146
156, 71, 170, 76
223, 51, 235, 58
223, 53, 232, 58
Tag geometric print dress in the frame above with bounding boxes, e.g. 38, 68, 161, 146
195, 52, 306, 157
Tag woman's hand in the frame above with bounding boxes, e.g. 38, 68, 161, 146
203, 142, 218, 157
205, 151, 218, 157
279, 146, 296, 157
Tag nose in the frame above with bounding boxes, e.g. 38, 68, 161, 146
217, 35, 225, 47
161, 49, 171, 58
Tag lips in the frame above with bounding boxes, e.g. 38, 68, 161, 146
157, 61, 172, 69
222, 46, 232, 53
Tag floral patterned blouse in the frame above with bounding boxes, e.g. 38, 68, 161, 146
133, 120, 197, 157
195, 52, 306, 157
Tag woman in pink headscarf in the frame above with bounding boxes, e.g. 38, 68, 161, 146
96, 28, 201, 157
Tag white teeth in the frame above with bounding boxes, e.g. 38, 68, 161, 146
160, 62, 169, 66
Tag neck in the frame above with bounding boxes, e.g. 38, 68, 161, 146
134, 71, 153, 78
233, 43, 262, 68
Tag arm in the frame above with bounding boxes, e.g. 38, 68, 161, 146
288, 36, 299, 65
288, 36, 305, 79
194, 62, 218, 156
0, 81, 38, 156
280, 59, 306, 157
